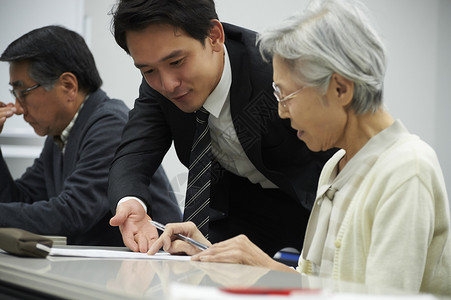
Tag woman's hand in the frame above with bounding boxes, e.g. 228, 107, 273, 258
148, 221, 211, 256
148, 222, 296, 273
192, 235, 283, 269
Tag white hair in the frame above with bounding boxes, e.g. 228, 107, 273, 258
257, 0, 386, 114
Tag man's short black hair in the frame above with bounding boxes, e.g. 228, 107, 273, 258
111, 0, 219, 54
0, 25, 102, 93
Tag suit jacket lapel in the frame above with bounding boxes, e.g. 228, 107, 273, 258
62, 90, 105, 179
225, 37, 263, 169
44, 137, 63, 195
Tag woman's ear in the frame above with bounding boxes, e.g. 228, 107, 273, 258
328, 73, 354, 106
208, 19, 225, 52
59, 72, 78, 102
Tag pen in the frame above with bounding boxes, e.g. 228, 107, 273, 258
149, 220, 209, 251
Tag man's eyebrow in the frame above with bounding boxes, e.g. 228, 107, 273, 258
134, 50, 184, 69
9, 80, 24, 88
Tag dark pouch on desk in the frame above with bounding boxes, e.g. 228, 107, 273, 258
0, 228, 53, 258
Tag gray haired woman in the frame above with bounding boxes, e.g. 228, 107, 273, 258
149, 0, 451, 295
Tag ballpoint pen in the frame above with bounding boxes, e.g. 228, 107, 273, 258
150, 220, 209, 251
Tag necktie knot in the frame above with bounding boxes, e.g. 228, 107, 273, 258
196, 107, 210, 124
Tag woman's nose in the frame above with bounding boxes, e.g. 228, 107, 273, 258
278, 104, 289, 119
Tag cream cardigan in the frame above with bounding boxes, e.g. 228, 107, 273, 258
298, 121, 451, 296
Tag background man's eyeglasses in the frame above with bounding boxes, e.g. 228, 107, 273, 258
10, 83, 41, 103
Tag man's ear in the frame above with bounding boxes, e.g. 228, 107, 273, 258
208, 19, 225, 52
59, 72, 78, 102
328, 73, 354, 107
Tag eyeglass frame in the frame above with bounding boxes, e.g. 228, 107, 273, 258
10, 83, 41, 104
272, 82, 305, 108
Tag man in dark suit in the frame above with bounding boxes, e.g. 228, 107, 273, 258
0, 25, 180, 246
109, 0, 335, 254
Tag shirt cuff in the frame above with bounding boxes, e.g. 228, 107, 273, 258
117, 197, 147, 213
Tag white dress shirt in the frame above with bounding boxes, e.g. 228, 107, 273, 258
203, 45, 276, 189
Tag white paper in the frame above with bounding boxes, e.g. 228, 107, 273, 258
49, 248, 191, 261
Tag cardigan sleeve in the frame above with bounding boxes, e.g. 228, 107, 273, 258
365, 175, 434, 292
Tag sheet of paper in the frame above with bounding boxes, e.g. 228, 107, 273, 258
49, 247, 191, 261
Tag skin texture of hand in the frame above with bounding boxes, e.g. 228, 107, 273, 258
0, 102, 17, 133
191, 235, 295, 272
148, 222, 296, 273
148, 221, 211, 256
109, 199, 158, 253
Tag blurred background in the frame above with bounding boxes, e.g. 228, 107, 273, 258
1, 0, 450, 212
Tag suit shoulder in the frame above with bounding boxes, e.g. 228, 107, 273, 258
90, 90, 129, 116
222, 23, 258, 42
223, 23, 261, 57
78, 92, 129, 130
223, 23, 272, 78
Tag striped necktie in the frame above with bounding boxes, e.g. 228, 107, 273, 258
183, 107, 212, 238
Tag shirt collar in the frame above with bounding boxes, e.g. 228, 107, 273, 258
53, 94, 89, 152
202, 45, 232, 118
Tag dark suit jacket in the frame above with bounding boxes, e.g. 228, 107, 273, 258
109, 24, 334, 254
0, 89, 180, 246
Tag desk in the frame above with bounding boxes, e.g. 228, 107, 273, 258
0, 247, 418, 300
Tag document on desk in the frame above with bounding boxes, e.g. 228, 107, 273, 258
49, 248, 191, 261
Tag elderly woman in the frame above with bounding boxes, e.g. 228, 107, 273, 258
149, 0, 451, 295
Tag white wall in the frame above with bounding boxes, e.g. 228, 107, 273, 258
1, 0, 450, 212
435, 0, 451, 205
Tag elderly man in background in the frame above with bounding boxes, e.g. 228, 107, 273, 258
0, 25, 180, 246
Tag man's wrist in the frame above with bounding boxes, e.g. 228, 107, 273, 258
117, 197, 147, 213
